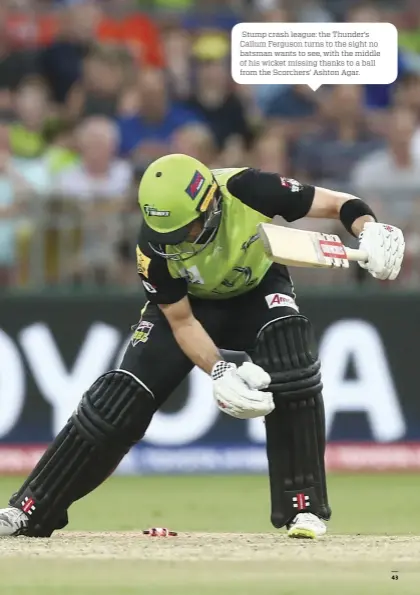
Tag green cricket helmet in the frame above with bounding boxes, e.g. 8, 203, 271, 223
138, 153, 221, 260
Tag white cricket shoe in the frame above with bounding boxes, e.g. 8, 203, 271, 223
0, 507, 29, 536
287, 512, 327, 539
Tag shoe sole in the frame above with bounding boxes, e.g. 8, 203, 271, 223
287, 527, 318, 539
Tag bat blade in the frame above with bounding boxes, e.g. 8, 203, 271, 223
258, 223, 353, 269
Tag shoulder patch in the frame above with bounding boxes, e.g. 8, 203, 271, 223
136, 246, 151, 278
279, 177, 302, 192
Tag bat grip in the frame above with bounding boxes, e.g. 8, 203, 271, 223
344, 247, 369, 263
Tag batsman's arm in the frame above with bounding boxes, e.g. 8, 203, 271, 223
225, 170, 376, 238
159, 296, 223, 375
305, 187, 377, 237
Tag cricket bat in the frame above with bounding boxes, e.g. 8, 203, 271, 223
258, 223, 369, 269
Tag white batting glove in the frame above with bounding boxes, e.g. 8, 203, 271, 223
211, 361, 274, 420
358, 222, 405, 281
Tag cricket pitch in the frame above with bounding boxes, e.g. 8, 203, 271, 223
0, 475, 418, 594
0, 533, 418, 595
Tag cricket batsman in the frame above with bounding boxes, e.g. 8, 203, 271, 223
0, 154, 405, 539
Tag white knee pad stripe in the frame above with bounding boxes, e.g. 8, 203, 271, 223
256, 315, 297, 341
112, 369, 155, 399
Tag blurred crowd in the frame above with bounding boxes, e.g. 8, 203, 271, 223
1, 0, 420, 289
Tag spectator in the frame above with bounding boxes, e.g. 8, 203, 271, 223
43, 118, 79, 175
264, 85, 322, 142
249, 128, 289, 175
393, 73, 420, 158
185, 54, 253, 158
112, 236, 139, 288
163, 26, 193, 101
4, 0, 40, 49
66, 43, 134, 122
296, 0, 333, 22
0, 5, 40, 119
252, 0, 295, 23
394, 72, 420, 113
38, 1, 100, 104
9, 76, 52, 159
181, 0, 240, 33
117, 68, 201, 165
248, 2, 293, 113
344, 0, 383, 23
117, 84, 142, 119
0, 0, 418, 291
170, 123, 219, 168
0, 123, 51, 286
350, 107, 420, 223
97, 0, 165, 69
396, 2, 420, 55
294, 85, 384, 187
54, 115, 134, 283
54, 115, 133, 201
344, 1, 412, 111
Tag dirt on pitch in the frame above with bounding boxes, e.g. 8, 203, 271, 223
0, 532, 419, 563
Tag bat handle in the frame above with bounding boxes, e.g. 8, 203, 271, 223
344, 247, 369, 263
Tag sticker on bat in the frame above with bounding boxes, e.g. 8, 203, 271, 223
319, 240, 347, 259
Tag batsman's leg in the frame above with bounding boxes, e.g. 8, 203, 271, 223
252, 314, 331, 539
0, 304, 198, 537
221, 266, 331, 540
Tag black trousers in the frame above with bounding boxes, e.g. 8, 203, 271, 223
121, 267, 299, 407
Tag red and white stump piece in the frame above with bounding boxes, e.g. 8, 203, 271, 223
142, 527, 178, 537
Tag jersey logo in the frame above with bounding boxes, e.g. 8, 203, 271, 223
279, 177, 302, 192
136, 246, 151, 278
185, 170, 205, 199
131, 320, 154, 346
142, 280, 157, 293
181, 265, 204, 284
218, 266, 257, 292
241, 233, 260, 251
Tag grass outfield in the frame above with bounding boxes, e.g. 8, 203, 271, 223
0, 474, 418, 594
